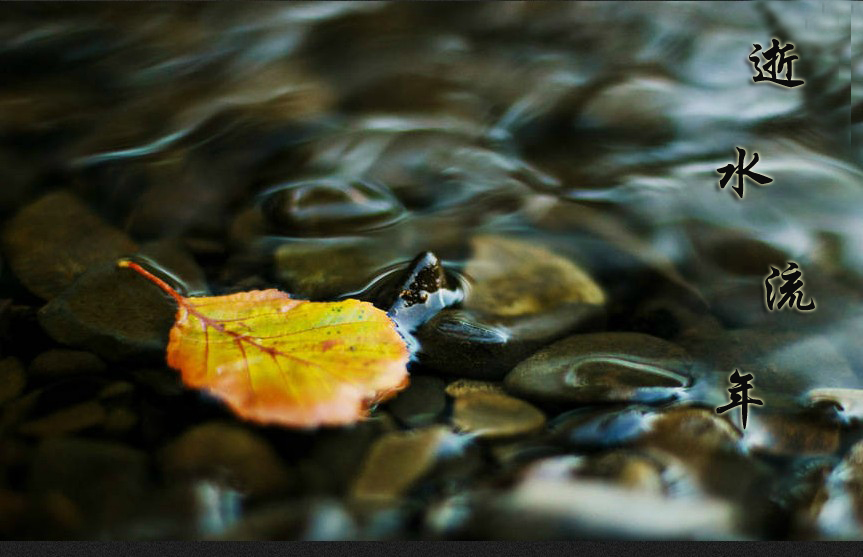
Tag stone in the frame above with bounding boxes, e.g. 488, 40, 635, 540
37, 262, 176, 362
0, 357, 26, 405
28, 349, 107, 379
1, 191, 137, 300
548, 405, 656, 449
417, 303, 604, 380
274, 236, 402, 301
383, 251, 461, 333
214, 499, 357, 541
350, 425, 453, 502
451, 391, 545, 440
386, 375, 447, 428
28, 437, 150, 531
505, 332, 692, 404
160, 422, 293, 498
444, 379, 505, 398
463, 235, 604, 317
261, 177, 406, 236
743, 410, 841, 457
18, 401, 107, 437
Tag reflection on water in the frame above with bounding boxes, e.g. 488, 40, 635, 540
0, 0, 861, 540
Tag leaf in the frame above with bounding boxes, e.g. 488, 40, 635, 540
118, 260, 409, 427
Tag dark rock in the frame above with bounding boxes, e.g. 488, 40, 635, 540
417, 303, 605, 380
1, 191, 137, 300
452, 391, 545, 440
160, 422, 293, 498
296, 415, 397, 496
548, 405, 656, 449
386, 375, 447, 428
28, 437, 150, 533
37, 262, 176, 362
274, 236, 402, 301
384, 252, 461, 333
0, 357, 26, 405
505, 332, 692, 404
18, 401, 107, 437
214, 498, 357, 541
261, 177, 406, 236
28, 349, 107, 379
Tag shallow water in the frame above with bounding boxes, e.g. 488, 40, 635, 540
0, 1, 861, 540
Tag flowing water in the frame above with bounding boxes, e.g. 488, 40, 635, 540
0, 1, 861, 540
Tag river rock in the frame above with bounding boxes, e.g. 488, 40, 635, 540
350, 425, 454, 503
505, 332, 692, 405
383, 251, 461, 333
160, 422, 293, 498
463, 235, 604, 317
37, 261, 176, 362
28, 349, 107, 379
452, 392, 545, 440
0, 357, 26, 405
417, 303, 604, 380
18, 401, 107, 437
445, 379, 505, 398
1, 191, 138, 300
28, 437, 150, 532
261, 177, 405, 236
386, 375, 447, 428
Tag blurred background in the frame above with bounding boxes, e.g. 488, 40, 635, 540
0, 1, 861, 540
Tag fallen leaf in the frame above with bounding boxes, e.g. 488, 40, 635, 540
118, 260, 409, 427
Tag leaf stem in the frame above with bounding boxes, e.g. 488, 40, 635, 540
118, 259, 185, 305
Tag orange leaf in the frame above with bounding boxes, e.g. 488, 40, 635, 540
118, 260, 409, 427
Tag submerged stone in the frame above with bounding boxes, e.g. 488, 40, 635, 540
451, 391, 546, 440
463, 235, 604, 317
261, 177, 406, 236
0, 191, 138, 300
505, 332, 692, 404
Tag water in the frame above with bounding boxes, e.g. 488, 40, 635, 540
0, 1, 861, 540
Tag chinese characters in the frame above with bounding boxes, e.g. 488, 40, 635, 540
716, 147, 773, 199
765, 261, 816, 312
716, 369, 763, 429
749, 39, 804, 88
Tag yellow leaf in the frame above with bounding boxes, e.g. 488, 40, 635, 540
119, 260, 409, 427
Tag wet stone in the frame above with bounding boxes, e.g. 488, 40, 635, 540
463, 235, 604, 317
160, 422, 293, 498
350, 425, 454, 503
274, 237, 402, 301
0, 191, 138, 300
743, 409, 841, 458
28, 437, 150, 531
0, 357, 26, 405
445, 379, 505, 398
386, 375, 447, 428
548, 405, 656, 449
18, 400, 107, 437
505, 332, 692, 405
295, 414, 397, 497
417, 303, 604, 380
37, 262, 177, 362
28, 349, 107, 379
214, 498, 357, 541
452, 392, 545, 440
383, 251, 462, 333
811, 440, 863, 538
807, 388, 863, 425
261, 177, 406, 237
